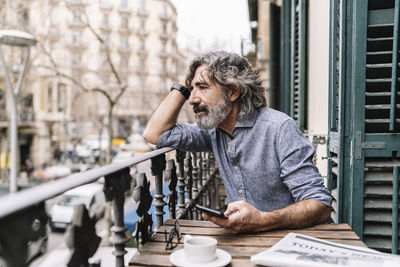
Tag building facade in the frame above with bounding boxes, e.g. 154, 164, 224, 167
0, 0, 194, 170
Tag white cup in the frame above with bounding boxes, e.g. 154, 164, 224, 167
183, 235, 217, 263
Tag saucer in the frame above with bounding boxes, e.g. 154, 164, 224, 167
169, 248, 232, 267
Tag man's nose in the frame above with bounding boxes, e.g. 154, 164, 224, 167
188, 89, 200, 105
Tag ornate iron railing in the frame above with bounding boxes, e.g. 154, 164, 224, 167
0, 147, 222, 267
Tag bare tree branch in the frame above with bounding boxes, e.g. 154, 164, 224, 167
36, 64, 89, 92
81, 9, 124, 88
113, 84, 128, 105
37, 41, 59, 69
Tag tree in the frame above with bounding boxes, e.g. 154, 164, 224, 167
36, 1, 127, 164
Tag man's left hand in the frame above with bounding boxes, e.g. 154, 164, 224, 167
201, 199, 330, 233
201, 200, 267, 233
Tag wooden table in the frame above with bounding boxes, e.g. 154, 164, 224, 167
129, 219, 367, 266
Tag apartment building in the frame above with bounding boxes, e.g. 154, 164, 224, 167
0, 0, 193, 169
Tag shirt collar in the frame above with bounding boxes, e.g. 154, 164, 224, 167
234, 110, 258, 128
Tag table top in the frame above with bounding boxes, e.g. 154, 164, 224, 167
129, 219, 367, 266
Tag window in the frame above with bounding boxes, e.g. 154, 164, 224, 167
139, 0, 146, 13
161, 59, 167, 72
121, 36, 128, 49
0, 90, 5, 110
121, 0, 128, 9
47, 84, 53, 112
0, 89, 6, 120
72, 31, 82, 44
140, 19, 145, 31
73, 9, 82, 23
102, 13, 109, 27
139, 77, 145, 89
121, 16, 128, 28
139, 38, 145, 50
101, 33, 109, 46
101, 0, 109, 7
57, 83, 66, 112
163, 4, 168, 17
72, 54, 80, 66
17, 5, 29, 25
121, 57, 128, 69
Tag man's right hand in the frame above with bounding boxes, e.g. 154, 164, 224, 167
142, 80, 187, 145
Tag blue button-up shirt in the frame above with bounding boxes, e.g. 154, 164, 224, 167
157, 108, 332, 212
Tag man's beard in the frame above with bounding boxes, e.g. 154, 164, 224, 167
193, 94, 232, 129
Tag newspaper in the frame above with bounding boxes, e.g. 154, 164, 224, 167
250, 233, 400, 267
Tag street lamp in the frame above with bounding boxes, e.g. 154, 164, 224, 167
0, 30, 37, 193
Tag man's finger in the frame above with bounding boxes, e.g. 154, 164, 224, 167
202, 212, 229, 228
224, 201, 243, 216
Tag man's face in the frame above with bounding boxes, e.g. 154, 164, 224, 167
188, 65, 232, 129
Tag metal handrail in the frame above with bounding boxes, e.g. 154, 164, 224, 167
0, 147, 174, 219
0, 147, 222, 267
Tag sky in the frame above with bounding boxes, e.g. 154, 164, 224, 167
170, 0, 252, 54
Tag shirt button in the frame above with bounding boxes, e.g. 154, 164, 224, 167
238, 189, 243, 194
233, 165, 239, 170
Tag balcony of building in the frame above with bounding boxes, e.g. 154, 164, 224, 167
137, 28, 148, 38
159, 13, 171, 23
99, 24, 112, 34
136, 48, 148, 60
118, 27, 132, 36
136, 9, 149, 18
65, 0, 88, 8
66, 41, 87, 52
159, 31, 169, 42
99, 1, 112, 12
118, 6, 132, 15
158, 51, 169, 60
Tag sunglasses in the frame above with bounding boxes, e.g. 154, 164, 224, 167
164, 219, 182, 250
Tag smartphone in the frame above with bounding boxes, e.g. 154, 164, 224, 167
195, 204, 227, 218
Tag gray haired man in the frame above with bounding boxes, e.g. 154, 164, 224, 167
143, 51, 332, 233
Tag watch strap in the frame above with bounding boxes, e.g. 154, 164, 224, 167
171, 83, 190, 100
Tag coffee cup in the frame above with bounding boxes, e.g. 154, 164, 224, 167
183, 235, 217, 263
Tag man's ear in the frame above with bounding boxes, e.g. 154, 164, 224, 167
228, 85, 240, 102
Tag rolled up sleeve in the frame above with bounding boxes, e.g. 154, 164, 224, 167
156, 123, 212, 152
277, 119, 332, 207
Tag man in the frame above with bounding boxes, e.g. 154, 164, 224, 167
143, 51, 332, 233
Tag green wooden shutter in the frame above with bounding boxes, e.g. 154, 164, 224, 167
290, 0, 307, 131
278, 0, 291, 115
327, 0, 346, 224
328, 0, 400, 253
276, 0, 306, 124
269, 2, 280, 110
362, 0, 400, 253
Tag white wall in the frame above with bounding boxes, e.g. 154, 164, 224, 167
307, 0, 330, 177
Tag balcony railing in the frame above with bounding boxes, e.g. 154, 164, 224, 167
0, 147, 223, 267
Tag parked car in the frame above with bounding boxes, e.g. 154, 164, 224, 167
111, 151, 135, 163
32, 165, 72, 181
49, 183, 106, 231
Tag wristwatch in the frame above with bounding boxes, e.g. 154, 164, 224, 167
171, 83, 191, 100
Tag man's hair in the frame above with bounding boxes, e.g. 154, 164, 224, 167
185, 51, 267, 119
